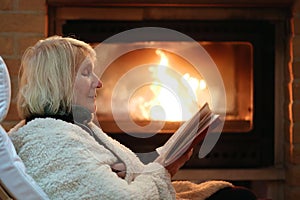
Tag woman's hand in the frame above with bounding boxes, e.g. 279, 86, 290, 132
111, 162, 126, 179
165, 148, 193, 177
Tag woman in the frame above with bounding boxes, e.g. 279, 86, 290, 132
9, 36, 256, 200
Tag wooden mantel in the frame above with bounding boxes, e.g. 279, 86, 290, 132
46, 0, 294, 8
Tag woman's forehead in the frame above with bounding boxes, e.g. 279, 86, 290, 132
79, 57, 94, 69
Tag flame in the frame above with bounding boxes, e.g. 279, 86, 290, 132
138, 49, 207, 121
156, 49, 169, 66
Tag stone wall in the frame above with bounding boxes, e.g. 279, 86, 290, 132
0, 0, 47, 129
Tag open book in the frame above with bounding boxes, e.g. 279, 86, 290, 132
154, 103, 221, 166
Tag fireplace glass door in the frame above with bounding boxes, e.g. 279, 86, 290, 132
94, 41, 253, 134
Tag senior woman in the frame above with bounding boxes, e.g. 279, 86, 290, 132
9, 36, 256, 200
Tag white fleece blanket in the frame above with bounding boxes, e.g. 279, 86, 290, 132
9, 118, 232, 200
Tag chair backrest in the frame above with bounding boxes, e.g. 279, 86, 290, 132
0, 56, 49, 200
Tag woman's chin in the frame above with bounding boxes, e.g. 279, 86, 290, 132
88, 104, 97, 114
93, 104, 97, 113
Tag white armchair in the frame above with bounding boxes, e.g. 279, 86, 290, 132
0, 56, 49, 200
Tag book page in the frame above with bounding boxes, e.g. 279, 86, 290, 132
155, 103, 220, 166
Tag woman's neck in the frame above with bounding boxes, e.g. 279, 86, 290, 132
26, 112, 74, 124
26, 105, 93, 125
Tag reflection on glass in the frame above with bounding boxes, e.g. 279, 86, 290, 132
95, 42, 253, 133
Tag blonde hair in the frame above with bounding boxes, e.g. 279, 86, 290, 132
17, 35, 96, 119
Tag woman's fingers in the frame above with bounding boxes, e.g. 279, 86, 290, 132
111, 162, 126, 178
165, 148, 194, 177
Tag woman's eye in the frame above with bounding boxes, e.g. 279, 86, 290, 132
82, 69, 90, 76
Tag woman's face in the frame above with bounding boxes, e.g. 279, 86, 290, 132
73, 57, 102, 113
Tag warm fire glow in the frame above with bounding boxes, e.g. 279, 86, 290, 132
137, 49, 207, 122
96, 41, 253, 133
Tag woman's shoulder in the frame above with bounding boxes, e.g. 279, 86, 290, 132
27, 117, 73, 126
10, 118, 75, 133
9, 117, 108, 157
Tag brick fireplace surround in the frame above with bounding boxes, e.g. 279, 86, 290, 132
0, 0, 300, 199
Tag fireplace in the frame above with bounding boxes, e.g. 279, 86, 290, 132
58, 19, 275, 168
48, 1, 291, 171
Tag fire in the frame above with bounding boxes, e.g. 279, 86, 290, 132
140, 49, 207, 121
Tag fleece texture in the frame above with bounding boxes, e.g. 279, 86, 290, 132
9, 118, 175, 200
9, 118, 233, 200
173, 180, 233, 200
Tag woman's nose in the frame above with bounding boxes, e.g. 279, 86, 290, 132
93, 73, 102, 88
97, 79, 103, 88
